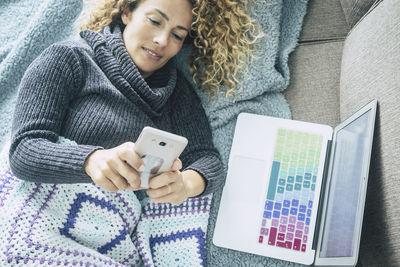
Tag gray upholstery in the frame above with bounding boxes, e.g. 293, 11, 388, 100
340, 0, 376, 28
340, 0, 400, 265
287, 0, 399, 265
299, 0, 349, 42
285, 41, 343, 127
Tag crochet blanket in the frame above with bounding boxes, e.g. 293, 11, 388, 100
0, 0, 309, 266
0, 139, 212, 266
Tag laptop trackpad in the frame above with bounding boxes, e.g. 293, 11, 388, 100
225, 155, 268, 199
215, 155, 268, 248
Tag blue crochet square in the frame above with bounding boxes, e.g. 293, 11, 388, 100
150, 228, 206, 266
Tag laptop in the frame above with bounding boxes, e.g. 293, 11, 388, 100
213, 100, 377, 266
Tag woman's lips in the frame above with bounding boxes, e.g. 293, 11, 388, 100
143, 47, 161, 60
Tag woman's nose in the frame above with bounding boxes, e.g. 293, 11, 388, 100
153, 31, 169, 47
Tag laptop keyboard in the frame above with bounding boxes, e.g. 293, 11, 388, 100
258, 128, 323, 252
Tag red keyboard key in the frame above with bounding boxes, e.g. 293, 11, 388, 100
268, 227, 277, 245
276, 241, 286, 248
301, 244, 306, 252
278, 233, 285, 241
285, 241, 292, 249
259, 236, 263, 243
293, 238, 301, 251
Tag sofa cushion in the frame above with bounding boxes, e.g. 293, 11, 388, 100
340, 0, 376, 29
340, 0, 400, 265
285, 41, 343, 127
300, 0, 349, 42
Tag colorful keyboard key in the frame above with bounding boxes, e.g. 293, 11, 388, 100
293, 239, 301, 251
268, 227, 277, 245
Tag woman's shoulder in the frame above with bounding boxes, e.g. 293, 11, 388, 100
43, 37, 94, 59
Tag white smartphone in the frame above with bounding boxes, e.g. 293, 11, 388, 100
134, 127, 188, 188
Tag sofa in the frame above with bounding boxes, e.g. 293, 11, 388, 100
284, 0, 399, 266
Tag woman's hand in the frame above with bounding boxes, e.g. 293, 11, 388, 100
84, 142, 145, 192
147, 159, 206, 205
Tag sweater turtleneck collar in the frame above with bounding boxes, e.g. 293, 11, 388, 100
80, 25, 177, 117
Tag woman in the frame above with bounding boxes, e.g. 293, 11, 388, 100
3, 0, 262, 265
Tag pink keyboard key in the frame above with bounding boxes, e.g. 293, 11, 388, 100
278, 233, 285, 241
288, 224, 295, 232
301, 244, 306, 252
276, 241, 286, 248
262, 219, 267, 226
296, 221, 304, 229
286, 232, 294, 241
289, 216, 296, 224
259, 236, 263, 243
268, 227, 277, 245
295, 230, 303, 238
265, 228, 269, 236
293, 238, 301, 251
272, 219, 279, 227
279, 225, 287, 232
304, 226, 309, 235
280, 216, 288, 224
285, 241, 293, 249
260, 228, 265, 235
303, 235, 308, 243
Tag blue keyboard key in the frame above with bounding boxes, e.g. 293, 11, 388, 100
273, 211, 280, 218
295, 183, 302, 191
279, 179, 286, 186
304, 173, 312, 180
277, 186, 285, 194
306, 218, 310, 225
264, 211, 272, 219
307, 209, 312, 217
296, 175, 303, 183
312, 175, 317, 183
299, 205, 307, 213
282, 208, 289, 216
308, 200, 313, 209
286, 184, 293, 191
275, 193, 284, 202
283, 200, 290, 207
292, 199, 299, 207
274, 202, 282, 210
303, 181, 310, 188
287, 176, 294, 183
298, 213, 305, 221
311, 184, 316, 191
290, 208, 298, 215
265, 201, 274, 210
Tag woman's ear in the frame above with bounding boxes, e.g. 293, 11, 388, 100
121, 9, 131, 25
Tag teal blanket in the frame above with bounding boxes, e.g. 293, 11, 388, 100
0, 0, 308, 266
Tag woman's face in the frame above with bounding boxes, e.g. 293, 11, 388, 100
121, 0, 193, 79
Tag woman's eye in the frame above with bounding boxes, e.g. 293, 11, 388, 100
173, 34, 183, 41
148, 18, 160, 25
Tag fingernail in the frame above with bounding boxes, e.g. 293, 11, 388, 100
138, 164, 145, 172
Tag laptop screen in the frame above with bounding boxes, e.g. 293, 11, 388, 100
318, 109, 372, 258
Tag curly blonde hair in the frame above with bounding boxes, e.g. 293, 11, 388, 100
79, 0, 263, 98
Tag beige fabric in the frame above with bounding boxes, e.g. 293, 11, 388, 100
340, 0, 400, 265
300, 0, 349, 42
285, 41, 343, 127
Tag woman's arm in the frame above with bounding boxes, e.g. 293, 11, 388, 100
9, 43, 102, 183
169, 73, 224, 196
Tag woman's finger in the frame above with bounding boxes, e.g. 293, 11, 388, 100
117, 142, 145, 172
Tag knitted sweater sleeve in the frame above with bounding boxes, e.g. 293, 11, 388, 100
9, 44, 103, 183
170, 75, 223, 196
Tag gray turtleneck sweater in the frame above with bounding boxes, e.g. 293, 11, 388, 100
9, 26, 223, 196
